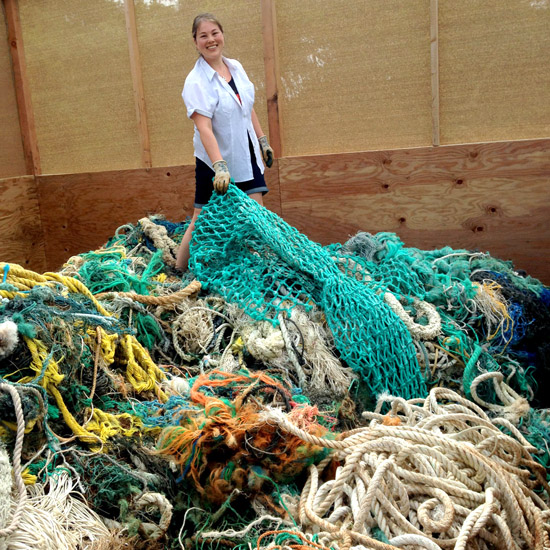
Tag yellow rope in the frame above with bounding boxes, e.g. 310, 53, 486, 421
17, 337, 100, 445
22, 469, 37, 485
1, 263, 168, 446
85, 409, 159, 442
43, 272, 111, 317
49, 386, 100, 445
0, 263, 111, 317
121, 335, 167, 401
0, 290, 21, 299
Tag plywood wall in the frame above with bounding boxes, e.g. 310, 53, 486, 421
0, 176, 46, 270
0, 4, 26, 178
38, 163, 282, 270
278, 139, 550, 283
33, 139, 550, 286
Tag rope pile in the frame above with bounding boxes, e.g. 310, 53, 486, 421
0, 190, 548, 549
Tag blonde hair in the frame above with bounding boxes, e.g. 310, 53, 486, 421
192, 13, 224, 40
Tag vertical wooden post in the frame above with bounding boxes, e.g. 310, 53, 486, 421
4, 0, 41, 175
124, 0, 152, 169
430, 0, 440, 147
260, 0, 283, 158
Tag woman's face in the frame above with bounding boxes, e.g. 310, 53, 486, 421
194, 21, 224, 62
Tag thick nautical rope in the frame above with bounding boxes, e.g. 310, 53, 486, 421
0, 384, 27, 538
261, 385, 549, 550
138, 217, 179, 267
96, 279, 201, 306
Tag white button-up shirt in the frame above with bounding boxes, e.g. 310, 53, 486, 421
182, 56, 264, 182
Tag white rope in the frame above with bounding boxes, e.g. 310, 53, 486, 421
470, 371, 530, 425
2, 472, 110, 549
201, 513, 292, 540
0, 384, 27, 539
0, 446, 12, 550
383, 295, 441, 341
262, 386, 549, 550
134, 492, 173, 540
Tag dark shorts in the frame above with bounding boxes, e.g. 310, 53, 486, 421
194, 135, 269, 208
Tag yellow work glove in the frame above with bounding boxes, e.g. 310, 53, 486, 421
212, 160, 231, 194
258, 136, 274, 168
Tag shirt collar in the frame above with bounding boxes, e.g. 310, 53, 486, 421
198, 56, 235, 82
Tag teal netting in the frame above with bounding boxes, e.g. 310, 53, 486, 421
190, 186, 427, 399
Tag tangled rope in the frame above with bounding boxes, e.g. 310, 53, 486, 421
263, 384, 550, 550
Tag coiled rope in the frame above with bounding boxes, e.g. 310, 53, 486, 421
262, 384, 549, 550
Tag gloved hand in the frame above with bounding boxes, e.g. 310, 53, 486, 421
258, 135, 274, 168
212, 160, 231, 193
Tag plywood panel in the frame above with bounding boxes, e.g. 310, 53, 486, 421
276, 0, 433, 156
134, 1, 267, 168
279, 139, 550, 284
0, 5, 26, 178
38, 160, 282, 271
0, 176, 46, 271
18, 0, 141, 174
439, 0, 550, 144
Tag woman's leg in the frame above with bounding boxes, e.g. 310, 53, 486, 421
175, 208, 202, 271
248, 192, 264, 206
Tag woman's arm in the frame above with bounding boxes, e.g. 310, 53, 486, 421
251, 108, 274, 167
191, 112, 223, 163
251, 108, 265, 139
191, 112, 231, 193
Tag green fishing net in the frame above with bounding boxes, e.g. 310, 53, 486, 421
190, 186, 427, 399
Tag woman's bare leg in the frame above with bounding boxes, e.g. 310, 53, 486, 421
176, 193, 263, 271
248, 192, 264, 206
175, 208, 202, 271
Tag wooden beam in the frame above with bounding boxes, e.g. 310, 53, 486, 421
3, 0, 40, 175
260, 0, 283, 158
430, 0, 440, 146
124, 0, 152, 169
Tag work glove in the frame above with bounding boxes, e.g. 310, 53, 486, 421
258, 135, 274, 168
212, 160, 231, 194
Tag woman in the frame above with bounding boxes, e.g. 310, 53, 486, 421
176, 13, 274, 270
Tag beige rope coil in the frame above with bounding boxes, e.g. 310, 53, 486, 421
470, 371, 530, 425
262, 386, 549, 550
383, 294, 441, 341
134, 492, 173, 540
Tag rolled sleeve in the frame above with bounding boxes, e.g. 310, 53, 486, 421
182, 78, 216, 119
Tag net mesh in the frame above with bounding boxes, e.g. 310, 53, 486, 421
190, 186, 427, 400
